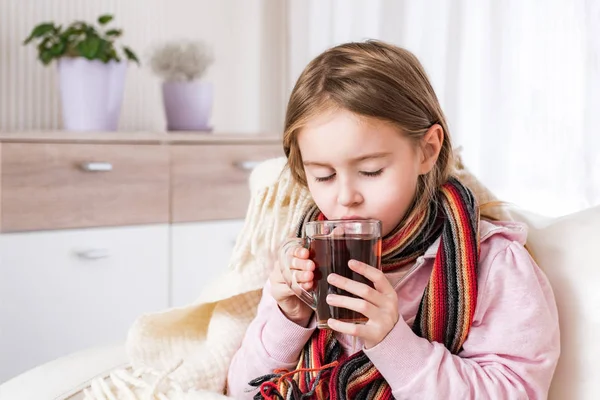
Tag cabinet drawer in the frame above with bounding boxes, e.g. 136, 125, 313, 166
0, 143, 169, 232
171, 144, 282, 222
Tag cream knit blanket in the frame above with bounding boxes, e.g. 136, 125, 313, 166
82, 155, 507, 400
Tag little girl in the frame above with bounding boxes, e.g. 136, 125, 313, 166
227, 40, 559, 399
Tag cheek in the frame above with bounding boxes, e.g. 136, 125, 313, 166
375, 171, 417, 205
370, 174, 419, 234
306, 182, 335, 214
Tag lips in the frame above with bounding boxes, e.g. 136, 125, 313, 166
341, 215, 366, 220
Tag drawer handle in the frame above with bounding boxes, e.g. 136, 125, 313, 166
233, 160, 261, 171
80, 162, 113, 172
75, 249, 111, 260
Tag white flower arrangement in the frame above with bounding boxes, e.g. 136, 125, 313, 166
148, 40, 214, 82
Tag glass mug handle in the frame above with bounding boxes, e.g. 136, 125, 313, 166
279, 238, 318, 310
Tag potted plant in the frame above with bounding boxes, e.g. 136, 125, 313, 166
148, 40, 214, 131
23, 14, 139, 131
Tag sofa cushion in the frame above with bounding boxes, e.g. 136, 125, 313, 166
0, 343, 127, 400
511, 205, 600, 399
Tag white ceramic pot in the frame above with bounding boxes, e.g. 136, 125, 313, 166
162, 80, 213, 131
57, 58, 127, 131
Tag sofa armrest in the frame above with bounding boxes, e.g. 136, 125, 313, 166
0, 343, 127, 400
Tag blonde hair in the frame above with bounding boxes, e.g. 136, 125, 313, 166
283, 40, 454, 223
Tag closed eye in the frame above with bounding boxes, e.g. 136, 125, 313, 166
314, 173, 336, 182
360, 169, 383, 177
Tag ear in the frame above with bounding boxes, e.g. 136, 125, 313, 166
418, 124, 444, 175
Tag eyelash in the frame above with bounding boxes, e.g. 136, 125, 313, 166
314, 169, 383, 182
361, 169, 384, 177
314, 174, 335, 182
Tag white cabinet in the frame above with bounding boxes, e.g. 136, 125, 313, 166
0, 132, 281, 384
0, 224, 170, 383
171, 220, 244, 308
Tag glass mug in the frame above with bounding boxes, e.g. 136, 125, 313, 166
281, 219, 382, 329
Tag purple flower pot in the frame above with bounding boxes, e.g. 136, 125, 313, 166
57, 58, 127, 131
162, 81, 213, 131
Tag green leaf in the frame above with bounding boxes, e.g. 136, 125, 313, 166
96, 40, 111, 62
36, 37, 52, 52
23, 23, 55, 45
24, 14, 135, 67
77, 37, 101, 59
108, 48, 119, 63
84, 25, 100, 37
39, 51, 54, 65
49, 42, 65, 56
61, 26, 84, 40
98, 14, 113, 25
105, 29, 122, 37
123, 46, 139, 65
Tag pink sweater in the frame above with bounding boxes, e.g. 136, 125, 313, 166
227, 220, 560, 399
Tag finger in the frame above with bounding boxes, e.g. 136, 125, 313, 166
327, 318, 368, 337
348, 260, 393, 294
326, 294, 376, 320
271, 264, 309, 292
327, 273, 385, 306
292, 271, 314, 291
293, 270, 314, 283
291, 257, 314, 271
292, 247, 309, 259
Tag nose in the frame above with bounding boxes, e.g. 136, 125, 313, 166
337, 177, 363, 208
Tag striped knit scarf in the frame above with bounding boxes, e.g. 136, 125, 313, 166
250, 177, 480, 400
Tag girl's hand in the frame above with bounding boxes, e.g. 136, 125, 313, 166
269, 240, 315, 326
325, 259, 399, 349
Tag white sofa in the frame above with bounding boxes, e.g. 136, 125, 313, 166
1, 204, 599, 399
0, 343, 127, 399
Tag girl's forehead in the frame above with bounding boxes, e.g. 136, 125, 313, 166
297, 112, 413, 162
299, 110, 402, 143
303, 108, 386, 131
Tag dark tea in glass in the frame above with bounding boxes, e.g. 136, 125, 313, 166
284, 219, 382, 329
309, 234, 382, 327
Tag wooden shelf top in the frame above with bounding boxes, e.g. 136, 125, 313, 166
0, 131, 281, 145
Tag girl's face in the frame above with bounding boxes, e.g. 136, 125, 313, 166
298, 108, 438, 236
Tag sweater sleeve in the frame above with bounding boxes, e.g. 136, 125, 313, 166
227, 279, 317, 398
364, 242, 560, 399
